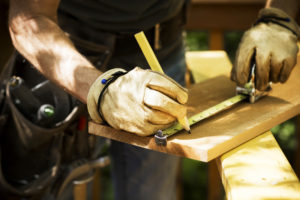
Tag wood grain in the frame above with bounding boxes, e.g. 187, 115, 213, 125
217, 131, 300, 200
89, 58, 300, 162
185, 51, 232, 84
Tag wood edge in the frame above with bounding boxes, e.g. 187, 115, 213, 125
88, 98, 300, 163
88, 121, 211, 161
206, 102, 300, 162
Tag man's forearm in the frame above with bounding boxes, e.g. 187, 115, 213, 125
9, 12, 101, 103
266, 0, 299, 19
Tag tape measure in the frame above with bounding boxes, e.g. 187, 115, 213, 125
154, 59, 272, 146
134, 32, 270, 145
154, 94, 247, 145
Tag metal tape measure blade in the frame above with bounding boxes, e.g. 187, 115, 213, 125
162, 94, 247, 136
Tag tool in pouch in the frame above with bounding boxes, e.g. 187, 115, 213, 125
154, 55, 272, 146
8, 76, 56, 127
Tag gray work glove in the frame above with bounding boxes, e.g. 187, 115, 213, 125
87, 67, 188, 136
231, 8, 300, 90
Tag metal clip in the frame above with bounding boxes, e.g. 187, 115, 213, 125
154, 130, 167, 146
236, 61, 272, 103
154, 24, 161, 50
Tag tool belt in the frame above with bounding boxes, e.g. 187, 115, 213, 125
0, 52, 105, 199
0, 3, 188, 198
113, 6, 187, 56
60, 4, 187, 72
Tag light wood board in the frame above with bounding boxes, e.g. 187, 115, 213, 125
185, 50, 232, 86
89, 59, 300, 162
217, 131, 300, 200
185, 51, 232, 84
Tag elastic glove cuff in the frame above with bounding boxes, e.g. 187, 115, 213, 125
254, 7, 300, 38
87, 68, 127, 123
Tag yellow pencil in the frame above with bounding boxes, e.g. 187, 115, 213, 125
134, 31, 191, 133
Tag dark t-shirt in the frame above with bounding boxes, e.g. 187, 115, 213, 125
58, 0, 185, 33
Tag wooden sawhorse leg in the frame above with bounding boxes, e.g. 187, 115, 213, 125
294, 115, 300, 178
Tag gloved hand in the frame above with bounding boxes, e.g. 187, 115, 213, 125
87, 67, 188, 136
231, 8, 300, 91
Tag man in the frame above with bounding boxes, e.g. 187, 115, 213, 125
5, 0, 188, 199
3, 0, 299, 200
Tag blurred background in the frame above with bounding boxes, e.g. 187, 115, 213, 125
0, 0, 299, 199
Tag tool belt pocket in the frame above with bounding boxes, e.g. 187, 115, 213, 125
1, 52, 80, 148
0, 51, 80, 197
4, 78, 78, 148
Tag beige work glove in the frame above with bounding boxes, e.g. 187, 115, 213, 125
231, 8, 300, 90
87, 67, 188, 136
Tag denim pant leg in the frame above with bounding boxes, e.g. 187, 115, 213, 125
109, 42, 186, 200
110, 141, 179, 200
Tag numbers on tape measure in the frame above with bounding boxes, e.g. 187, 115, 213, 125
162, 94, 247, 136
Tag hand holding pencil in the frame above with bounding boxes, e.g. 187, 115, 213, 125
134, 31, 191, 133
87, 31, 189, 136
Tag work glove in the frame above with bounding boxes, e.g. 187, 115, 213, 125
231, 8, 300, 91
87, 67, 188, 136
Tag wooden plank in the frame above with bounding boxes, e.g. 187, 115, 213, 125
186, 1, 264, 30
92, 169, 101, 200
208, 161, 223, 200
294, 116, 300, 178
209, 30, 224, 50
89, 54, 300, 162
217, 131, 300, 200
73, 183, 87, 200
185, 50, 232, 84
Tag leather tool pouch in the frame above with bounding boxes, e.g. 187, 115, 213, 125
0, 27, 115, 198
0, 51, 81, 198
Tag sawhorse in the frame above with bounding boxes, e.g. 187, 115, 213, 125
186, 50, 300, 199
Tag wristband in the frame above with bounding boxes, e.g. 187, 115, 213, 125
254, 8, 300, 37
87, 68, 127, 123
97, 71, 127, 124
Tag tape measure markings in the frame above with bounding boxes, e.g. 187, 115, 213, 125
162, 94, 247, 136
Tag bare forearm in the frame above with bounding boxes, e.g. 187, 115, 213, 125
266, 0, 299, 19
9, 14, 101, 103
